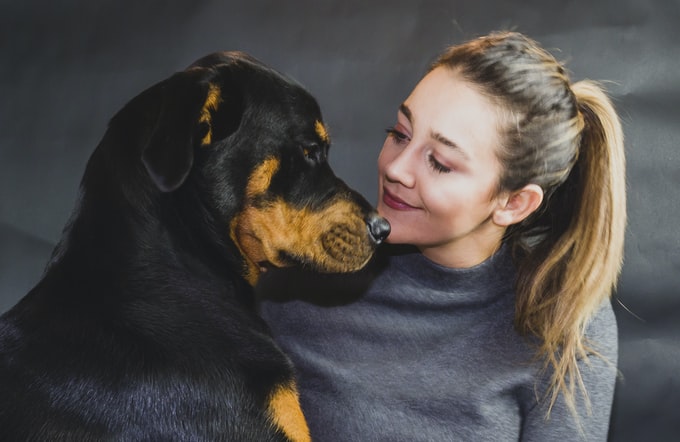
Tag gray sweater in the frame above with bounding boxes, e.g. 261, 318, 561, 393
258, 245, 618, 441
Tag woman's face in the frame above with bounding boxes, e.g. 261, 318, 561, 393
377, 67, 507, 267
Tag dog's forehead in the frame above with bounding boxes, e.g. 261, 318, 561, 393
189, 51, 299, 93
187, 51, 329, 145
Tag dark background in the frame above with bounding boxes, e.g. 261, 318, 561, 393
1, 0, 678, 440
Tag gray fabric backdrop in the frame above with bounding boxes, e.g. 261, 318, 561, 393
1, 0, 678, 440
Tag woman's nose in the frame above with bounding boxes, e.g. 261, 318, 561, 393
384, 146, 416, 188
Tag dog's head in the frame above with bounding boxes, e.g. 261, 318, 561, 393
110, 51, 389, 285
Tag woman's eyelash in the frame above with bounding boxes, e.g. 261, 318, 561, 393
428, 154, 451, 173
385, 127, 409, 142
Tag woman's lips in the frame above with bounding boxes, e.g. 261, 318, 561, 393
382, 188, 418, 210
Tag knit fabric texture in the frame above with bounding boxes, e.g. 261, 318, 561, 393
259, 245, 618, 441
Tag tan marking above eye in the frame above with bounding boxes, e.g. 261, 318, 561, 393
314, 120, 329, 144
199, 84, 222, 146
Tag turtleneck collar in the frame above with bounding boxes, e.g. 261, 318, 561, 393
373, 243, 516, 308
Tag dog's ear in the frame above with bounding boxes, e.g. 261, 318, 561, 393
140, 68, 219, 193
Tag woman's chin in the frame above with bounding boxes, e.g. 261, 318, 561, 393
382, 229, 409, 246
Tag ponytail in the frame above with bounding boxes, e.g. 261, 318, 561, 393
513, 80, 626, 415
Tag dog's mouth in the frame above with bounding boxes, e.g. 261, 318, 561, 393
255, 251, 297, 273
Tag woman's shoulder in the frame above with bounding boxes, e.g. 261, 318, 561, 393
584, 298, 618, 358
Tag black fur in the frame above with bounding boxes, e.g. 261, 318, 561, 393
0, 52, 388, 441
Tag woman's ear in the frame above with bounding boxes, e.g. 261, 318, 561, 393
493, 184, 544, 227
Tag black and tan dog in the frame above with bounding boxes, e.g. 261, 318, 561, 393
0, 52, 389, 441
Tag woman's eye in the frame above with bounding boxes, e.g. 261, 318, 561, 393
385, 127, 410, 144
428, 153, 451, 173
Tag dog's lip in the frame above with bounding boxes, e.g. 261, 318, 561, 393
382, 188, 418, 210
257, 261, 273, 272
257, 251, 299, 271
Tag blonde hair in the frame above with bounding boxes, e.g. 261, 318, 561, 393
432, 32, 626, 418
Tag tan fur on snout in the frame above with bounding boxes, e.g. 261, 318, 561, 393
230, 157, 374, 286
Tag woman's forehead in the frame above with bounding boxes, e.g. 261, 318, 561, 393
404, 68, 503, 160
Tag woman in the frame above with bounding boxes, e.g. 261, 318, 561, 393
259, 31, 625, 441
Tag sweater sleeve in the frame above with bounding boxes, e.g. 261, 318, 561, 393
520, 300, 618, 442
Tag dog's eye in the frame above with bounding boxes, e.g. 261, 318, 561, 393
302, 143, 324, 164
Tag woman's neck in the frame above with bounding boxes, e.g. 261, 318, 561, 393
418, 232, 504, 269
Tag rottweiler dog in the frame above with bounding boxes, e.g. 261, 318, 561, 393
0, 51, 389, 441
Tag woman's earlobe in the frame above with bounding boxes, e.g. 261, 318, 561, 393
493, 184, 544, 227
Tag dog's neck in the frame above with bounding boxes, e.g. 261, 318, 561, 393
44, 156, 250, 304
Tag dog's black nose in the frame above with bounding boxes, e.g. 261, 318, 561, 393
367, 214, 390, 244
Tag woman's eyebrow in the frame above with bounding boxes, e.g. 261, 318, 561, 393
431, 131, 470, 160
399, 103, 412, 121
